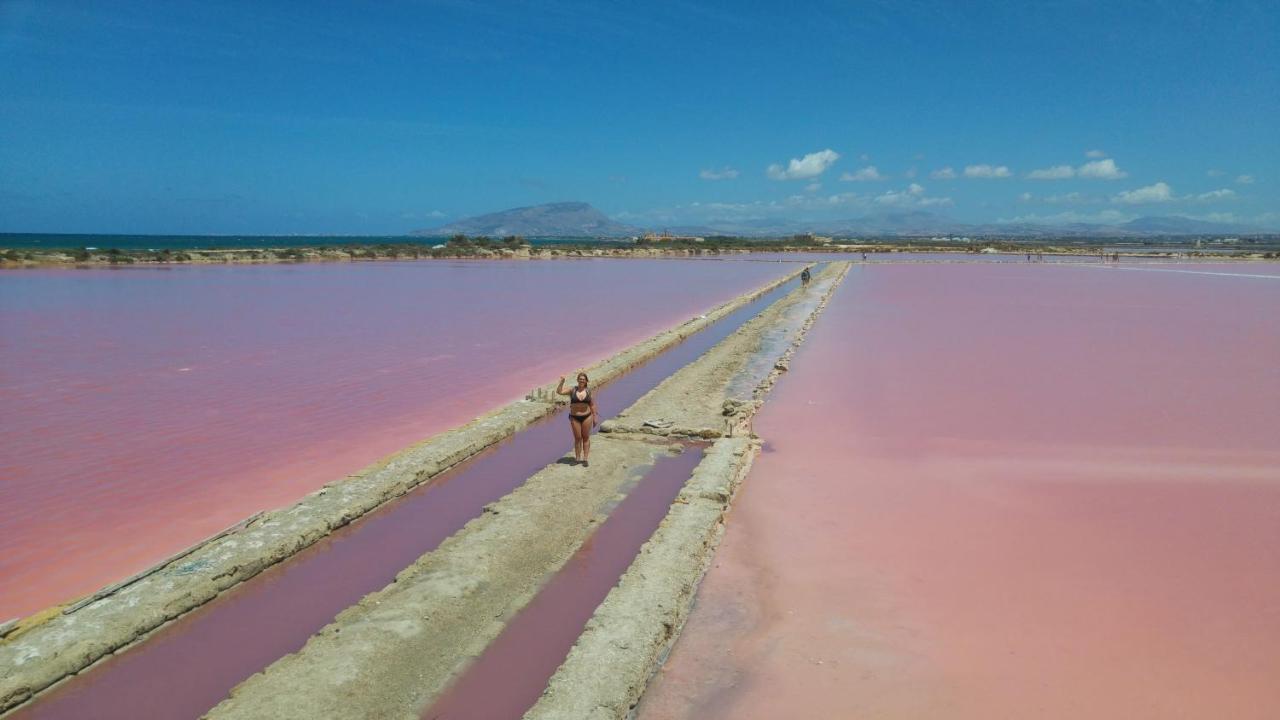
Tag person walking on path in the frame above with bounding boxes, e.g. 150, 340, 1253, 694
557, 373, 598, 466
801, 267, 811, 286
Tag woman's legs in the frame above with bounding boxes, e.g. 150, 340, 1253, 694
582, 414, 593, 464
570, 417, 584, 462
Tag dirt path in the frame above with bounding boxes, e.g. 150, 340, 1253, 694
524, 263, 848, 719
0, 268, 801, 717
207, 437, 680, 719
204, 264, 849, 719
604, 264, 846, 440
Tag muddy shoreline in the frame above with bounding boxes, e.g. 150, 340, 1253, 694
0, 267, 804, 716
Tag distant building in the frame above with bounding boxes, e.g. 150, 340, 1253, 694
639, 231, 705, 243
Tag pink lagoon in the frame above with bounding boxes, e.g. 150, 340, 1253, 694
640, 262, 1280, 719
0, 258, 790, 620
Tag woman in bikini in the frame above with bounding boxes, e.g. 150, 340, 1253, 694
556, 372, 598, 466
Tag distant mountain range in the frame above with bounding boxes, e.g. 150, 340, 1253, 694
413, 202, 1268, 238
412, 202, 640, 238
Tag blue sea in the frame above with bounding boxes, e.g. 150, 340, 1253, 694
0, 233, 605, 250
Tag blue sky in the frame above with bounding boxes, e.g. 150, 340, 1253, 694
1, 0, 1276, 234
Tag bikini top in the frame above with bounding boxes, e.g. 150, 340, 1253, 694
570, 387, 591, 404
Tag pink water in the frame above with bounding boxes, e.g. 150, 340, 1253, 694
640, 263, 1280, 719
9, 277, 796, 720
0, 259, 788, 620
424, 444, 706, 720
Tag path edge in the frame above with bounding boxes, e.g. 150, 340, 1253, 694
0, 266, 805, 716
524, 262, 849, 719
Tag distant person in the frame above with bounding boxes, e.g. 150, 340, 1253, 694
557, 373, 597, 466
801, 267, 811, 285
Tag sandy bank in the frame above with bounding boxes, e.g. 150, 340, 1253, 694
0, 268, 803, 716
207, 437, 683, 719
602, 263, 846, 440
524, 264, 847, 719
201, 264, 847, 718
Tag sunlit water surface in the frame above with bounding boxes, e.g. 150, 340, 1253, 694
0, 259, 789, 619
641, 262, 1280, 719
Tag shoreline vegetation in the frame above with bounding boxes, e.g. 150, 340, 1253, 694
3, 233, 1279, 267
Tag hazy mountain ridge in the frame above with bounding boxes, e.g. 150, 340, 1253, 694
414, 203, 1268, 238
413, 202, 640, 238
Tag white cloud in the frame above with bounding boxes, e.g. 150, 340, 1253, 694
699, 167, 740, 181
1236, 174, 1255, 185
766, 149, 840, 180
839, 165, 884, 182
1077, 158, 1127, 180
1002, 209, 1134, 225
930, 166, 957, 180
859, 153, 871, 162
904, 166, 917, 179
805, 182, 823, 193
1085, 149, 1107, 158
816, 192, 863, 207
874, 183, 951, 207
1028, 165, 1075, 180
429, 210, 446, 218
1113, 182, 1174, 204
1207, 169, 1225, 177
1045, 192, 1095, 204
1196, 188, 1235, 201
677, 191, 872, 219
1015, 191, 1100, 205
963, 164, 1013, 179
1026, 159, 1127, 180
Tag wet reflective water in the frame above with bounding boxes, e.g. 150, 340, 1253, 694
424, 444, 706, 720
640, 263, 1280, 719
9, 275, 798, 720
0, 259, 789, 620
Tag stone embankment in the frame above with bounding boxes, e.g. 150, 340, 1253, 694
524, 263, 847, 719
202, 263, 847, 719
0, 268, 803, 716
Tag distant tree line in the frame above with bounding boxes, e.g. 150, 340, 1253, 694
446, 234, 527, 249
